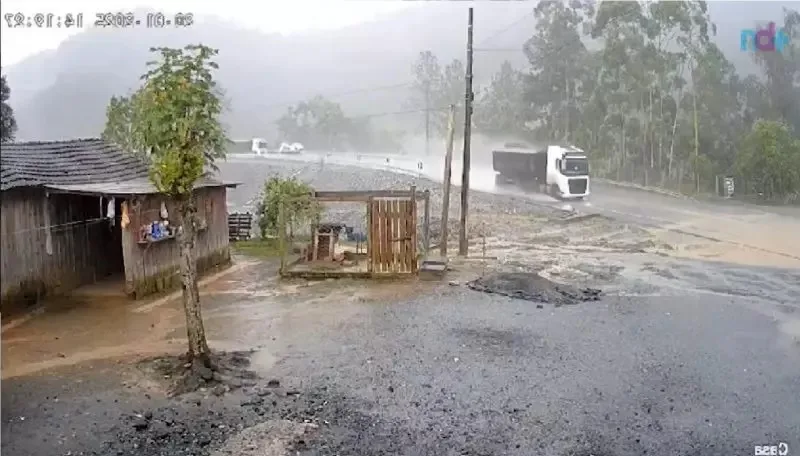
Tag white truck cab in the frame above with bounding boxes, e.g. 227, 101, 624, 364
251, 138, 269, 156
545, 145, 590, 199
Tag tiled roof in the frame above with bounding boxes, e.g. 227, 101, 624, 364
0, 138, 150, 191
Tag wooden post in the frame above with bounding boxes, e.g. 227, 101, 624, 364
423, 190, 431, 257
278, 197, 286, 274
440, 104, 456, 257
458, 7, 474, 257
367, 199, 374, 273
410, 186, 418, 273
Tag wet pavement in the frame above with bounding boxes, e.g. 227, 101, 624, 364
2, 159, 799, 455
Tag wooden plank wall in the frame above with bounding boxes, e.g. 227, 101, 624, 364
369, 197, 417, 274
0, 188, 120, 308
120, 186, 230, 297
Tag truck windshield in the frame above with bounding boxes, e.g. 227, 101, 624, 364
562, 158, 589, 176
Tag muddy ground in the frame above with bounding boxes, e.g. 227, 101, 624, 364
3, 161, 800, 455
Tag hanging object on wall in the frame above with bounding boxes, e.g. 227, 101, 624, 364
106, 197, 116, 227
121, 201, 131, 229
160, 201, 169, 219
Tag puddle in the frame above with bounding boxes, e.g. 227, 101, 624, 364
779, 319, 800, 340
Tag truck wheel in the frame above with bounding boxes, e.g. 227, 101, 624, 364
549, 185, 560, 198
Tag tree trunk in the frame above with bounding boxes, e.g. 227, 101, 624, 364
649, 88, 655, 169
667, 107, 679, 184
691, 65, 700, 194
658, 89, 664, 171
178, 197, 211, 368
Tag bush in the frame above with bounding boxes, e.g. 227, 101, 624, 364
255, 176, 321, 239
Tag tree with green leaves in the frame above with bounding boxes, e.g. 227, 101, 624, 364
409, 51, 444, 148
748, 8, 800, 134
140, 45, 227, 369
276, 95, 351, 150
736, 120, 800, 200
275, 95, 397, 152
1, 74, 18, 143
102, 94, 146, 155
104, 44, 227, 370
524, 0, 594, 143
437, 59, 466, 137
474, 61, 528, 138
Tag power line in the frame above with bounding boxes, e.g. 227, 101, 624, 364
7, 216, 110, 236
6, 207, 163, 236
475, 5, 646, 55
347, 106, 450, 121
476, 10, 535, 48
474, 48, 524, 52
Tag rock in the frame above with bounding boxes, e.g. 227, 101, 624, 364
150, 421, 171, 440
143, 411, 153, 420
212, 385, 227, 397
197, 365, 214, 381
266, 379, 280, 388
131, 417, 149, 431
240, 396, 263, 407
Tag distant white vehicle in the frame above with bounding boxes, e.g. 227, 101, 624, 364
278, 142, 304, 154
251, 138, 269, 156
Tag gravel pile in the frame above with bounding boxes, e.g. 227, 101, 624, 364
467, 272, 602, 306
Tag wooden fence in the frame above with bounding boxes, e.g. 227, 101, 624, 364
368, 196, 417, 274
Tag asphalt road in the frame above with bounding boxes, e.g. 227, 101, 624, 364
275, 281, 800, 455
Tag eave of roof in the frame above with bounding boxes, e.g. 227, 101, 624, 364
43, 177, 240, 196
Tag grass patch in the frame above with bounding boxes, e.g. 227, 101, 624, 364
231, 238, 281, 258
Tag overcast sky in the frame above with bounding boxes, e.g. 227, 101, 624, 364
1, 0, 416, 67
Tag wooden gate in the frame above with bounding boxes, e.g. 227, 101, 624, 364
368, 196, 418, 275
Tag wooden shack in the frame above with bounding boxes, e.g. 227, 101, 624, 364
0, 139, 238, 312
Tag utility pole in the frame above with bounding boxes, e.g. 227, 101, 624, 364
425, 84, 431, 156
458, 7, 474, 257
440, 104, 456, 257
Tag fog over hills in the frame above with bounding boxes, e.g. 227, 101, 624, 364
3, 1, 792, 141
